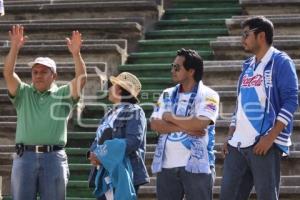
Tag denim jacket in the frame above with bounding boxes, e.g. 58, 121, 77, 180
91, 103, 150, 186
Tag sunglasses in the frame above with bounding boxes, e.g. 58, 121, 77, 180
241, 28, 258, 39
171, 63, 181, 72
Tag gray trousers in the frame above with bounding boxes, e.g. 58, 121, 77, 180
156, 167, 214, 200
220, 144, 281, 200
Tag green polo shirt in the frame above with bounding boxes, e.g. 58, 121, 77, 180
9, 82, 78, 146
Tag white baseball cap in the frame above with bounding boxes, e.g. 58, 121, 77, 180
28, 57, 57, 73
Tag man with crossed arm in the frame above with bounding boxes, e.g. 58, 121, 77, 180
150, 49, 219, 200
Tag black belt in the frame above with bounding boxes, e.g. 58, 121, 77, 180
16, 144, 64, 153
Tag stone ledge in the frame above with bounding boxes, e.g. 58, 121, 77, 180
239, 0, 300, 15
4, 1, 159, 12
0, 22, 140, 51
0, 17, 145, 26
226, 15, 300, 35
4, 0, 162, 4
0, 39, 127, 51
4, 0, 162, 5
211, 36, 300, 60
240, 0, 300, 5
138, 185, 300, 196
0, 44, 125, 55
2, 1, 162, 31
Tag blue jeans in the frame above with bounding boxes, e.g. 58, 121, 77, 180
220, 144, 281, 200
11, 150, 69, 200
156, 167, 214, 200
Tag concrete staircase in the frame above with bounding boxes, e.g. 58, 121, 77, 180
1, 0, 300, 200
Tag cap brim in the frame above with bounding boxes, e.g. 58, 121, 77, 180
28, 61, 56, 73
109, 76, 140, 102
27, 61, 36, 68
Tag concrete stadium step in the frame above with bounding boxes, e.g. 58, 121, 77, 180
0, 39, 127, 50
226, 15, 300, 36
2, 145, 300, 176
137, 175, 300, 187
92, 86, 300, 115
0, 93, 15, 117
211, 36, 300, 60
2, 141, 300, 162
0, 145, 14, 152
2, 1, 162, 31
0, 40, 126, 75
127, 50, 213, 64
0, 19, 142, 52
155, 18, 226, 30
169, 0, 239, 8
2, 86, 298, 120
0, 17, 144, 25
2, 149, 300, 190
70, 118, 300, 144
0, 123, 17, 145
76, 97, 300, 121
162, 7, 242, 20
65, 177, 300, 199
1, 147, 300, 198
77, 102, 243, 119
240, 0, 300, 15
137, 38, 212, 51
137, 186, 300, 200
130, 76, 300, 90
74, 88, 300, 114
0, 154, 12, 166
84, 115, 300, 138
119, 60, 300, 85
0, 117, 16, 123
4, 0, 162, 4
145, 28, 228, 39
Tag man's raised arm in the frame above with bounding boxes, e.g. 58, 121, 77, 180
67, 31, 87, 100
3, 25, 26, 97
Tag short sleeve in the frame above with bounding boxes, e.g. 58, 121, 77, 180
54, 84, 79, 107
195, 91, 219, 124
8, 82, 28, 108
150, 92, 165, 119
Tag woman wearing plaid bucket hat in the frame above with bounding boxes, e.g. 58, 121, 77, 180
87, 72, 150, 200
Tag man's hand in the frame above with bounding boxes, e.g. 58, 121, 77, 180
253, 134, 274, 156
88, 152, 101, 166
253, 120, 285, 156
9, 25, 27, 50
66, 30, 82, 55
222, 126, 235, 157
162, 112, 173, 122
222, 140, 229, 157
186, 129, 206, 137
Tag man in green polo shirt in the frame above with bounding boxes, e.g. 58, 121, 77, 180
3, 25, 87, 200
